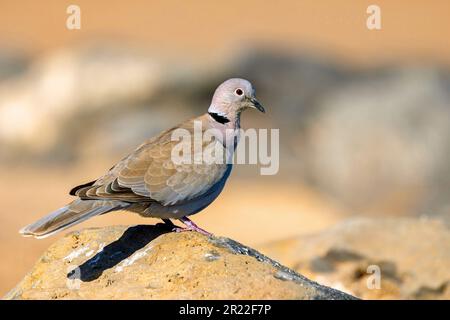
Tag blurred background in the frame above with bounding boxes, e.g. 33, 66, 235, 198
1, 0, 449, 298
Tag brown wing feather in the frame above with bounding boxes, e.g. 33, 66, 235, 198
71, 115, 229, 206
69, 180, 96, 196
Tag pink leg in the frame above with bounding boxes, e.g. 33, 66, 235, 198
172, 217, 213, 236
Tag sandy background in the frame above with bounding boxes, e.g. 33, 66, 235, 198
2, 1, 450, 65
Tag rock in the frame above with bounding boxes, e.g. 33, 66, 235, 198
4, 224, 355, 300
261, 217, 450, 299
297, 67, 450, 218
0, 44, 197, 162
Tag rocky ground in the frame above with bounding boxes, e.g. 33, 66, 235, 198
6, 217, 449, 300
261, 217, 450, 299
5, 224, 354, 300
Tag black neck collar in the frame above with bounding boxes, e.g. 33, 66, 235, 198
208, 112, 230, 124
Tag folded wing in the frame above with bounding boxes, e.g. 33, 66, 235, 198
72, 119, 228, 206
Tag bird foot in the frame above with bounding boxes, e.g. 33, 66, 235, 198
172, 217, 213, 237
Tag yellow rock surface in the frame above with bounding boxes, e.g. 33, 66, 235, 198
5, 224, 354, 300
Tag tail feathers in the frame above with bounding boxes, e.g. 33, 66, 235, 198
20, 200, 126, 239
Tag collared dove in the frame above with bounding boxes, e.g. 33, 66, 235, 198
20, 78, 265, 238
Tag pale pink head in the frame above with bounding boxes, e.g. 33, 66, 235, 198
208, 78, 265, 117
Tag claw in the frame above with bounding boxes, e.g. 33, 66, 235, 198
173, 217, 213, 236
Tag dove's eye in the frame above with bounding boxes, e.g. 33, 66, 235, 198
234, 88, 244, 96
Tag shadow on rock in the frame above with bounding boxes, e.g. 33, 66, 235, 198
67, 223, 172, 282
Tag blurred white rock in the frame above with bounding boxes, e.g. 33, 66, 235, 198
0, 45, 164, 154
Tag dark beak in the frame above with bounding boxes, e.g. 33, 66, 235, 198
250, 97, 265, 113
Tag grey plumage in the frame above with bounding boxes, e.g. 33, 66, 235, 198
20, 78, 264, 238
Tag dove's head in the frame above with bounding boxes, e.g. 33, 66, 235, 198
208, 78, 265, 120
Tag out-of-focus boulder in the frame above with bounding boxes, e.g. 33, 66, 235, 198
298, 68, 450, 217
0, 44, 195, 161
5, 224, 355, 300
261, 217, 450, 299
